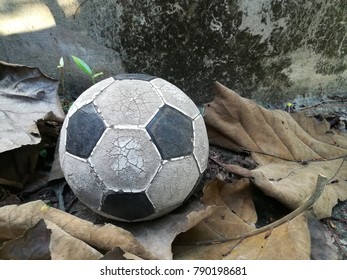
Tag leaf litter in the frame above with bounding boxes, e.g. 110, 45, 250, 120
0, 61, 64, 190
0, 62, 346, 259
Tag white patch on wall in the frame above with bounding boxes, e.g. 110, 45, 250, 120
281, 48, 347, 91
238, 0, 287, 44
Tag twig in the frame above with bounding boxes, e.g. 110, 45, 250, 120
299, 99, 347, 112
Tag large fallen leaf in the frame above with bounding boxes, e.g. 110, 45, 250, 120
122, 199, 217, 259
173, 180, 255, 259
0, 200, 154, 259
0, 61, 64, 153
205, 82, 347, 161
291, 111, 347, 148
0, 199, 218, 260
219, 158, 346, 219
0, 218, 102, 260
0, 219, 51, 260
0, 61, 65, 189
204, 82, 347, 218
173, 179, 311, 259
44, 219, 103, 260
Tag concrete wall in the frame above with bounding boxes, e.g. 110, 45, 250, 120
1, 0, 347, 105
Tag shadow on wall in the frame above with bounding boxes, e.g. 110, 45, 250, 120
0, 0, 124, 99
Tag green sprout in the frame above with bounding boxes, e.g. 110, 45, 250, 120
71, 55, 103, 84
57, 56, 64, 69
57, 57, 66, 96
285, 102, 295, 113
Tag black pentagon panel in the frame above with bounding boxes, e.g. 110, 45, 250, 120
146, 105, 193, 160
66, 103, 106, 158
101, 191, 155, 221
114, 73, 156, 81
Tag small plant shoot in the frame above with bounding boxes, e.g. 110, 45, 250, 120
57, 57, 66, 98
71, 55, 103, 84
57, 57, 64, 69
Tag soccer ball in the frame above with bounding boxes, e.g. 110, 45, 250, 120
59, 74, 209, 222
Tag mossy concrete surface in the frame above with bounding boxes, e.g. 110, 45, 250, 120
1, 0, 347, 105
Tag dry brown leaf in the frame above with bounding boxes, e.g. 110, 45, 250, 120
218, 178, 257, 225
204, 82, 347, 218
44, 220, 103, 260
291, 111, 347, 149
0, 219, 51, 260
221, 154, 346, 219
0, 200, 154, 259
173, 179, 310, 259
0, 218, 102, 260
224, 214, 310, 260
0, 200, 216, 260
200, 179, 256, 237
0, 61, 64, 153
0, 61, 65, 189
255, 157, 347, 218
205, 82, 347, 161
173, 180, 255, 259
122, 200, 217, 259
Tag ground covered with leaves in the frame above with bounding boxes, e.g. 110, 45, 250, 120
0, 61, 346, 260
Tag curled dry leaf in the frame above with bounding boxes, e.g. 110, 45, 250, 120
0, 219, 51, 260
204, 82, 347, 218
122, 199, 217, 260
45, 219, 103, 260
0, 61, 64, 153
0, 218, 102, 260
0, 61, 65, 189
205, 82, 347, 161
254, 157, 346, 219
291, 111, 347, 148
173, 180, 255, 259
0, 200, 216, 260
0, 200, 154, 259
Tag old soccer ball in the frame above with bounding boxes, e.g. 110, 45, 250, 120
59, 74, 209, 221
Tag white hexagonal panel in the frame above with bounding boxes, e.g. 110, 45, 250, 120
150, 78, 200, 119
193, 114, 209, 173
147, 155, 200, 211
94, 79, 164, 127
89, 128, 162, 192
67, 77, 115, 116
60, 153, 104, 211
